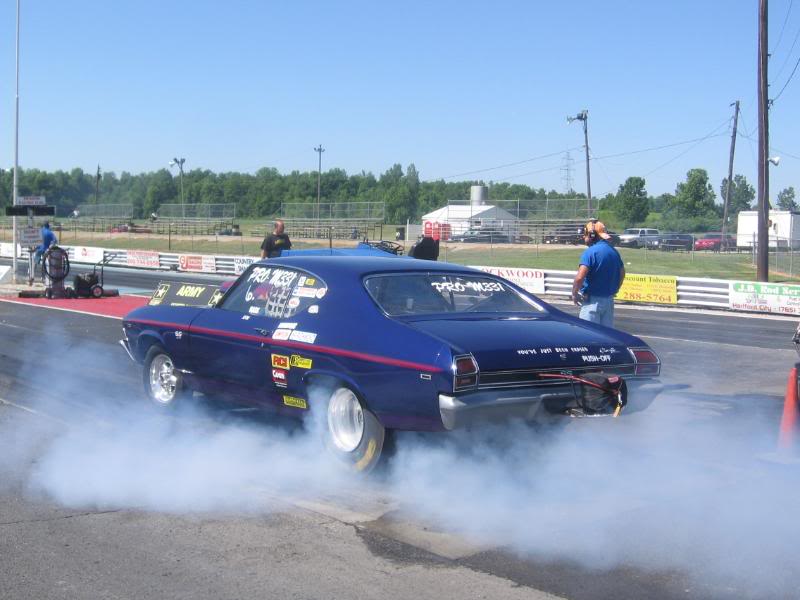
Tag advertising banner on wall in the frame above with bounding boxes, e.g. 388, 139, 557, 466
126, 250, 160, 269
179, 254, 216, 273
0, 242, 18, 258
729, 281, 800, 314
72, 246, 105, 264
470, 265, 546, 295
234, 256, 256, 275
617, 274, 678, 304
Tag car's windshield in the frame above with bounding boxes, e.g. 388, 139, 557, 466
364, 273, 544, 316
623, 229, 639, 234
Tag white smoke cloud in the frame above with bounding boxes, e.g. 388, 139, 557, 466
0, 326, 797, 597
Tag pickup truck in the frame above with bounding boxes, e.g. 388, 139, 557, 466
618, 228, 661, 248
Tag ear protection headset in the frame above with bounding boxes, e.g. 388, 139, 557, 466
585, 220, 598, 241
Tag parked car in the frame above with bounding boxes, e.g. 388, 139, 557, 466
543, 225, 584, 245
694, 233, 736, 251
618, 228, 661, 248
450, 228, 511, 244
121, 255, 661, 472
659, 233, 695, 251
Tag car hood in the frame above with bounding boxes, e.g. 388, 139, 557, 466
404, 315, 641, 371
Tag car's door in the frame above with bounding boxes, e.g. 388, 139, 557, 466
188, 264, 327, 408
187, 266, 283, 398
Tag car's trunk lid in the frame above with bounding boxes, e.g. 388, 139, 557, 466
404, 316, 634, 371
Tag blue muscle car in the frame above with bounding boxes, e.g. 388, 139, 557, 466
120, 256, 660, 472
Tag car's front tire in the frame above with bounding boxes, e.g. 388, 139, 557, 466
324, 386, 385, 473
142, 345, 186, 408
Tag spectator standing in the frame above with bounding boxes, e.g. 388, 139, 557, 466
34, 221, 58, 280
260, 219, 292, 259
571, 220, 625, 327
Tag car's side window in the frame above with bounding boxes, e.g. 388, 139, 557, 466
282, 273, 327, 318
220, 266, 326, 319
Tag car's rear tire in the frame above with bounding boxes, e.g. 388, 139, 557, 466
324, 386, 385, 473
142, 345, 186, 408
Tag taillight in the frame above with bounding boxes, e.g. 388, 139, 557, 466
453, 354, 479, 390
630, 348, 660, 376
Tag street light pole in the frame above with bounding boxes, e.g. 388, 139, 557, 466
314, 145, 325, 222
12, 0, 21, 282
567, 110, 591, 216
170, 157, 186, 204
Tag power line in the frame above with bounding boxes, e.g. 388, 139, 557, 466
440, 147, 582, 180
772, 20, 800, 80
737, 129, 800, 159
643, 118, 732, 177
590, 131, 729, 161
772, 0, 794, 53
771, 53, 800, 104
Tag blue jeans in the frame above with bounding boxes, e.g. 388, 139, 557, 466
579, 295, 615, 327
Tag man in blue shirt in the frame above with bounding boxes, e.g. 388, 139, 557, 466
34, 221, 58, 280
571, 220, 625, 327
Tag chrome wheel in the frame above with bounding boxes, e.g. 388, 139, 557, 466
148, 354, 178, 404
327, 388, 365, 453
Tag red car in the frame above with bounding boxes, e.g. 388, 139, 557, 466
693, 233, 736, 251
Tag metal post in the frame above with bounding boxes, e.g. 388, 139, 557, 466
12, 0, 21, 282
314, 145, 325, 225
583, 115, 592, 214
179, 162, 184, 205
756, 0, 769, 281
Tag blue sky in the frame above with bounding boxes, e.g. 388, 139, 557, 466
0, 0, 797, 199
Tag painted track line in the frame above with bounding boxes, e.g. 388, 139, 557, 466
0, 297, 123, 320
638, 333, 795, 352
0, 395, 70, 425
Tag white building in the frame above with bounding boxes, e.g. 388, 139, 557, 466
420, 185, 519, 238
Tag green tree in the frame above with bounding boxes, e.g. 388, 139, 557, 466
614, 176, 649, 226
670, 169, 716, 217
720, 174, 755, 214
144, 169, 177, 217
777, 187, 797, 211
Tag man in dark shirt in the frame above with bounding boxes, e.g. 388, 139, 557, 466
571, 220, 625, 327
260, 220, 292, 259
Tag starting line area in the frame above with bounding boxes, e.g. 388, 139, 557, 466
0, 293, 148, 319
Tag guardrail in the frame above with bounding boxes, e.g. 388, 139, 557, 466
0, 242, 792, 315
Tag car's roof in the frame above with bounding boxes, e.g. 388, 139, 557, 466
261, 255, 478, 278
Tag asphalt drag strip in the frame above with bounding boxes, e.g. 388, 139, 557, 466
0, 299, 798, 599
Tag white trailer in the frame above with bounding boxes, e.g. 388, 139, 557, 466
737, 210, 800, 249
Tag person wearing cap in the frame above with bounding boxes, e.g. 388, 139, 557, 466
260, 219, 292, 259
571, 219, 625, 327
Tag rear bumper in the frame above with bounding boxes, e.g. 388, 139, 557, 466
438, 379, 658, 430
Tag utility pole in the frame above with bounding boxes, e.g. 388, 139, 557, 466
567, 110, 591, 216
721, 100, 739, 243
757, 0, 769, 282
12, 0, 20, 282
314, 144, 325, 222
94, 164, 101, 204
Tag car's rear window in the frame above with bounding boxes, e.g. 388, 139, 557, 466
364, 273, 543, 316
